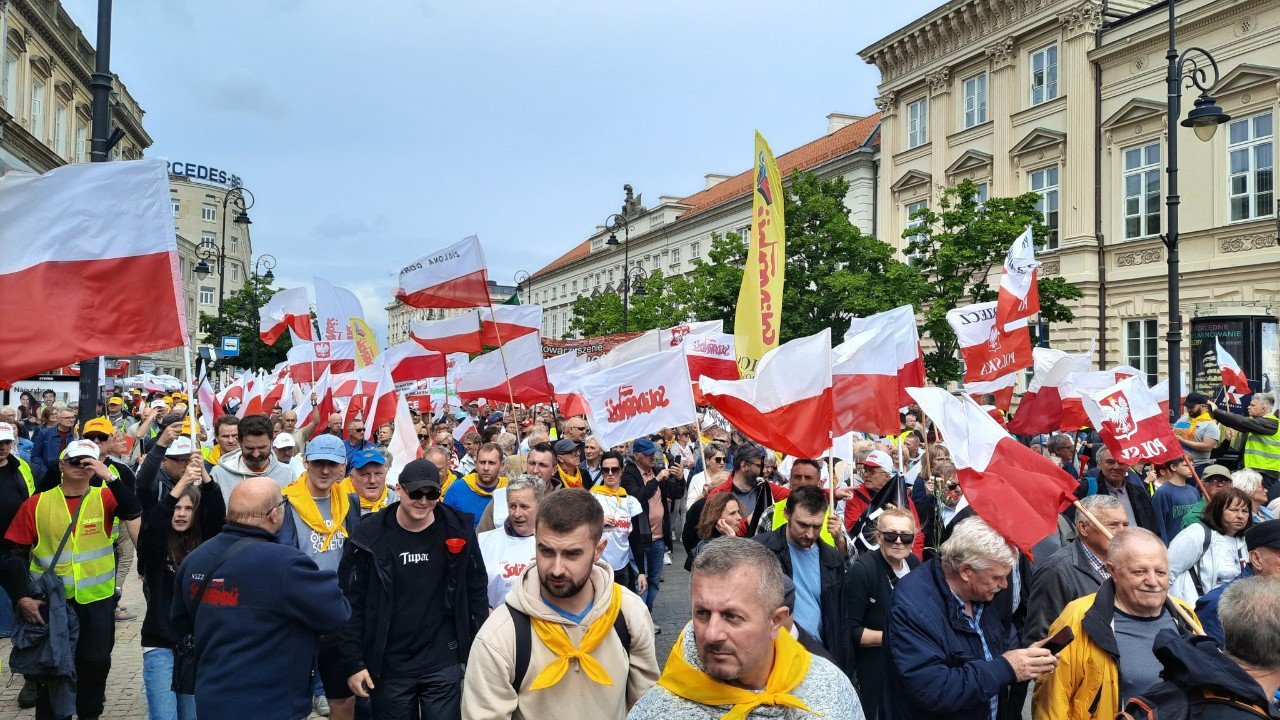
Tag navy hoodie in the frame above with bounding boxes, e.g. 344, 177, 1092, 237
172, 523, 351, 720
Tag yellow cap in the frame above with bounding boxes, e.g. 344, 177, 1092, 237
82, 417, 114, 436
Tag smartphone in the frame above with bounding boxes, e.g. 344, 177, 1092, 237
1043, 626, 1075, 654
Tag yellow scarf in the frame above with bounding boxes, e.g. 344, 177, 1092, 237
336, 477, 390, 512
283, 475, 351, 551
656, 626, 814, 720
1189, 410, 1211, 436
557, 465, 583, 489
590, 484, 627, 498
530, 583, 623, 690
462, 472, 507, 497
440, 470, 458, 495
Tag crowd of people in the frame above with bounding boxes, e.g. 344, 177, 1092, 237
1, 385, 1280, 720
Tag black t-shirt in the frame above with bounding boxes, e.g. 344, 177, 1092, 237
0, 459, 29, 534
382, 517, 458, 677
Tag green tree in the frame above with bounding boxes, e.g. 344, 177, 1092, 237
199, 274, 297, 371
905, 178, 1083, 384
566, 269, 695, 337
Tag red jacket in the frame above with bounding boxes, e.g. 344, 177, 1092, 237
708, 477, 789, 536
843, 485, 925, 559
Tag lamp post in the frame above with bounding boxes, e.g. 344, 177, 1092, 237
514, 270, 530, 304
604, 213, 635, 331
194, 186, 254, 325
1162, 4, 1231, 422
249, 254, 277, 370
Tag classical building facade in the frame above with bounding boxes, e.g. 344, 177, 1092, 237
385, 280, 518, 347
861, 0, 1278, 383
524, 113, 880, 340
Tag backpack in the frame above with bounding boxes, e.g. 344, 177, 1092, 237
1118, 682, 1271, 720
507, 605, 632, 691
1187, 522, 1214, 597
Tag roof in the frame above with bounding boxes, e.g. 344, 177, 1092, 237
532, 239, 592, 278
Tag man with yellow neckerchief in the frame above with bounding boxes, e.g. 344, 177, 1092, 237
1210, 393, 1280, 501
443, 442, 508, 530
552, 438, 586, 489
0, 439, 143, 720
335, 448, 399, 515
462, 488, 658, 720
628, 537, 860, 719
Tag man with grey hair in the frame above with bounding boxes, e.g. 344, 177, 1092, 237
628, 536, 861, 719
1048, 434, 1078, 479
882, 517, 1056, 720
1023, 494, 1130, 644
1210, 392, 1280, 501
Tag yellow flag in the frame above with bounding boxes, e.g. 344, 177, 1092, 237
350, 317, 381, 368
734, 131, 786, 379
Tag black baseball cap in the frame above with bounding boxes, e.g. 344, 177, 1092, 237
398, 459, 442, 493
1185, 392, 1211, 406
1245, 519, 1280, 551
553, 438, 579, 455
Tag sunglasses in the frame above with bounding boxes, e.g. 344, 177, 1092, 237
602, 466, 622, 475
711, 456, 726, 463
1205, 477, 1232, 483
404, 485, 442, 501
418, 434, 429, 440
84, 434, 110, 443
879, 531, 916, 545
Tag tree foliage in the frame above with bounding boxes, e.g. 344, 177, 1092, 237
566, 270, 695, 338
198, 273, 296, 372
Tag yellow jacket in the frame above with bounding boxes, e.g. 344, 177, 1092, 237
1031, 581, 1200, 720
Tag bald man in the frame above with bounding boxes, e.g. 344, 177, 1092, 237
172, 478, 350, 720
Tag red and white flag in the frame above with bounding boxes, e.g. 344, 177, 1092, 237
700, 329, 833, 459
411, 312, 483, 354
259, 287, 313, 346
386, 393, 423, 483
1082, 375, 1183, 465
197, 375, 224, 424
1216, 337, 1250, 395
363, 368, 399, 436
1007, 346, 1094, 435
946, 301, 1032, 384
479, 305, 542, 346
684, 332, 739, 401
217, 372, 249, 411
235, 373, 265, 418
456, 332, 554, 406
845, 305, 926, 407
831, 328, 901, 436
453, 415, 476, 442
577, 350, 698, 450
314, 276, 366, 341
909, 387, 1078, 557
0, 159, 187, 385
1060, 365, 1143, 431
286, 341, 357, 384
545, 351, 592, 417
309, 368, 337, 440
378, 340, 446, 383
996, 226, 1040, 328
597, 320, 724, 370
965, 372, 1016, 413
263, 373, 293, 416
394, 235, 491, 309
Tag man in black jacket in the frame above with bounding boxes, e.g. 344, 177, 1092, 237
620, 437, 684, 612
339, 459, 487, 720
752, 485, 846, 670
1073, 445, 1159, 534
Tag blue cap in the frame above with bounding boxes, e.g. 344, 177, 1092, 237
454, 411, 468, 421
305, 434, 346, 463
631, 437, 661, 457
350, 448, 385, 469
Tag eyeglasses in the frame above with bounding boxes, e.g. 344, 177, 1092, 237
1205, 477, 1232, 483
602, 466, 622, 475
351, 428, 365, 433
272, 497, 288, 513
879, 531, 916, 545
84, 434, 110, 443
404, 485, 442, 501
418, 434, 429, 440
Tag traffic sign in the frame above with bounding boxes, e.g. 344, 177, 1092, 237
139, 360, 157, 373
221, 336, 241, 357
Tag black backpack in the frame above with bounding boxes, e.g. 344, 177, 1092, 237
507, 605, 632, 691
1118, 681, 1272, 720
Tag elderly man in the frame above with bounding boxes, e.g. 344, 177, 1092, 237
271, 432, 305, 481
337, 448, 397, 515
1211, 392, 1280, 501
1073, 445, 1159, 534
1022, 494, 1129, 645
30, 407, 77, 479
1194, 519, 1280, 644
882, 517, 1057, 720
1049, 434, 1078, 479
627, 537, 860, 719
1031, 528, 1201, 719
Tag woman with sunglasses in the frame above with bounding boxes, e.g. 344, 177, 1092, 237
685, 442, 728, 505
845, 507, 920, 718
477, 474, 544, 608
590, 451, 648, 594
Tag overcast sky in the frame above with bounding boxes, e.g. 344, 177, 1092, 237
63, 0, 937, 344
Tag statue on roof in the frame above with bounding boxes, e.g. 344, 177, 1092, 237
622, 184, 646, 219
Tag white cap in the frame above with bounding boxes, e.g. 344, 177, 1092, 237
64, 439, 100, 461
150, 400, 169, 409
0, 423, 14, 442
862, 449, 894, 470
272, 433, 296, 449
166, 436, 195, 457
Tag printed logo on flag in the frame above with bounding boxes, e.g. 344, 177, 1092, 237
669, 325, 693, 347
605, 384, 671, 423
315, 342, 331, 360
1099, 391, 1139, 441
689, 337, 732, 357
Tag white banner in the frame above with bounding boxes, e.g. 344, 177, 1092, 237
577, 349, 697, 449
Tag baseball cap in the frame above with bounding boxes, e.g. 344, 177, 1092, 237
272, 433, 296, 449
553, 438, 579, 455
305, 434, 346, 464
350, 448, 386, 469
1202, 464, 1232, 482
631, 437, 661, 457
62, 439, 100, 462
398, 459, 442, 493
862, 450, 894, 470
1245, 520, 1280, 551
0, 423, 15, 442
82, 418, 114, 436
454, 411, 468, 421
107, 396, 124, 406
1185, 392, 1210, 406
150, 400, 169, 410
166, 436, 195, 457
487, 411, 505, 425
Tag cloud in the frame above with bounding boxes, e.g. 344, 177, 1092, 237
313, 215, 372, 240
205, 74, 290, 120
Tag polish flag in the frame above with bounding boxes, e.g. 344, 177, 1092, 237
259, 287, 313, 346
363, 368, 399, 436
1216, 338, 1250, 395
236, 373, 265, 418
831, 327, 900, 436
411, 311, 483, 354
699, 329, 834, 459
0, 159, 187, 385
309, 369, 337, 440
332, 366, 381, 398
577, 350, 698, 450
965, 372, 1016, 412
1059, 365, 1144, 431
545, 351, 593, 417
453, 415, 476, 442
995, 226, 1040, 328
597, 320, 724, 370
845, 305, 926, 407
456, 332, 554, 406
394, 235, 491, 309
197, 375, 224, 424
946, 301, 1032, 384
217, 372, 249, 411
379, 340, 446, 383
263, 373, 293, 416
1082, 375, 1183, 465
479, 305, 542, 346
1007, 346, 1094, 435
909, 387, 1078, 557
684, 332, 739, 402
386, 393, 423, 484
286, 341, 357, 384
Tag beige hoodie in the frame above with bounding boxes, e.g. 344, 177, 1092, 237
462, 560, 659, 720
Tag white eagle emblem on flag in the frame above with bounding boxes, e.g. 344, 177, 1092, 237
1100, 392, 1137, 441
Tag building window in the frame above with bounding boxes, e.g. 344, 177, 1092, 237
75, 123, 87, 163
1030, 166, 1060, 249
230, 237, 238, 253
30, 80, 44, 140
963, 73, 987, 128
550, 313, 558, 338
905, 201, 928, 262
1, 51, 16, 114
907, 97, 928, 148
54, 103, 67, 157
1123, 143, 1161, 239
572, 279, 578, 293
171, 200, 180, 218
199, 286, 215, 305
967, 183, 989, 207
1030, 44, 1058, 106
691, 241, 700, 259
231, 265, 240, 282
1125, 318, 1159, 385
200, 231, 216, 250
202, 203, 216, 222
672, 248, 681, 266
1228, 112, 1274, 222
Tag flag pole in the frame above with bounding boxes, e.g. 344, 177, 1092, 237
826, 437, 836, 513
484, 301, 519, 408
182, 345, 198, 446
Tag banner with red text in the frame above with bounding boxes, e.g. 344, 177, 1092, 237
1082, 374, 1183, 465
734, 131, 786, 379
946, 301, 1032, 383
575, 348, 697, 449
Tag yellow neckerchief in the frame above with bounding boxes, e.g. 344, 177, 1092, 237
440, 470, 459, 495
530, 583, 623, 690
462, 472, 507, 497
557, 464, 583, 489
657, 626, 814, 720
208, 444, 224, 465
337, 477, 390, 512
590, 484, 627, 498
1189, 410, 1212, 436
283, 475, 351, 551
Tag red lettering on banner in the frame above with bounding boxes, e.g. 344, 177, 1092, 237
755, 205, 779, 345
324, 318, 342, 340
668, 325, 690, 347
604, 384, 671, 423
690, 338, 731, 357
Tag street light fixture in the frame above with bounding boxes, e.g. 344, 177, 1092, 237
250, 254, 278, 370
514, 270, 530, 303
1163, 7, 1230, 422
193, 186, 255, 326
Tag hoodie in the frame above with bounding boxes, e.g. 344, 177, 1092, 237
461, 560, 659, 720
210, 449, 295, 503
1131, 629, 1274, 718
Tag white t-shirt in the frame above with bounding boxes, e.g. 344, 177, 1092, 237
477, 528, 536, 608
591, 492, 644, 572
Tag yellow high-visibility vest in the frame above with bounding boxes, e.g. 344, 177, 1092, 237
29, 486, 116, 603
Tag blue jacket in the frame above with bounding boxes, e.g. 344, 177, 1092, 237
172, 523, 351, 720
29, 426, 74, 479
882, 558, 1020, 720
1194, 565, 1254, 645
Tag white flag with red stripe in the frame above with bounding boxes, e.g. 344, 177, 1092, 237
378, 340, 446, 383
577, 349, 698, 450
684, 332, 739, 402
1082, 374, 1183, 465
363, 368, 399, 436
456, 332, 553, 406
1007, 346, 1094, 435
1060, 365, 1144, 431
965, 373, 1016, 412
411, 311, 483, 354
597, 320, 724, 370
479, 305, 542, 346
452, 415, 476, 442
946, 301, 1032, 383
394, 235, 491, 309
996, 226, 1040, 328
700, 329, 833, 459
1216, 337, 1250, 395
286, 341, 357, 383
545, 351, 592, 417
844, 305, 926, 409
386, 393, 423, 484
832, 327, 901, 436
0, 159, 187, 384
197, 375, 223, 424
259, 287, 313, 346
